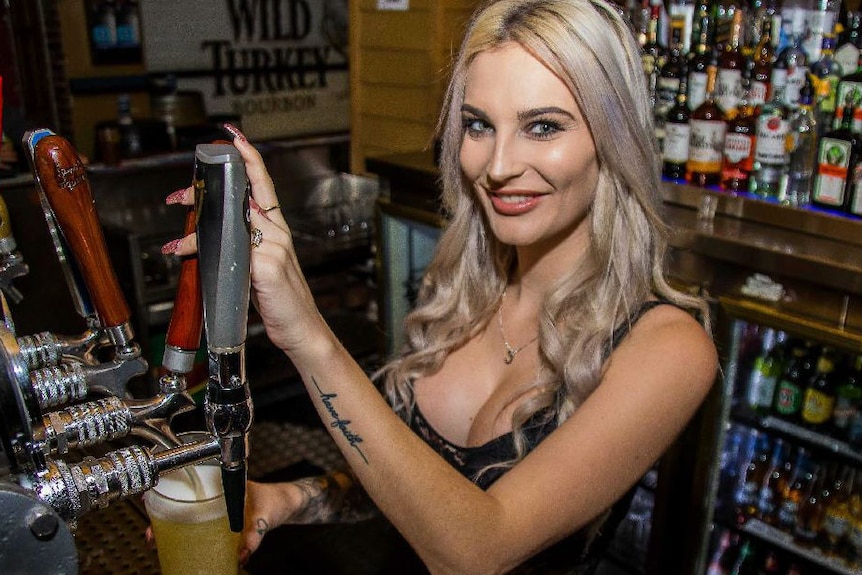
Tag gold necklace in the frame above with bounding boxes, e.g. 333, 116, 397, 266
497, 290, 539, 365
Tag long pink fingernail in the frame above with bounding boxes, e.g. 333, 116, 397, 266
161, 239, 181, 254
166, 188, 187, 204
221, 122, 247, 143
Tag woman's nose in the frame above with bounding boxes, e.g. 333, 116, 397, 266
485, 134, 525, 184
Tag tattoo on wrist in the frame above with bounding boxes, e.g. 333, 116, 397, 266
288, 471, 377, 524
311, 376, 368, 464
255, 518, 269, 536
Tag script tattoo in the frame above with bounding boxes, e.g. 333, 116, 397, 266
312, 377, 368, 464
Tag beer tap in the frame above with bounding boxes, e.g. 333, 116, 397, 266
0, 194, 29, 304
195, 143, 253, 533
19, 129, 109, 371
26, 131, 146, 397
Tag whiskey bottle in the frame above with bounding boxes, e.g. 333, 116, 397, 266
687, 11, 714, 111
750, 18, 776, 108
688, 64, 727, 187
663, 73, 691, 182
721, 73, 757, 191
716, 9, 746, 116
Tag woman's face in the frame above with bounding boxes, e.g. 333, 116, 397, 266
459, 42, 599, 254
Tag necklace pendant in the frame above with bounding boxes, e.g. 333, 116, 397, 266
504, 347, 516, 364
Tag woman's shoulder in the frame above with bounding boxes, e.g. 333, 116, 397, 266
620, 301, 718, 385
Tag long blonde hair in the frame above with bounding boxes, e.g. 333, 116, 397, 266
379, 0, 709, 468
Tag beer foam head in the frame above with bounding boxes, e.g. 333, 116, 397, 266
144, 464, 227, 523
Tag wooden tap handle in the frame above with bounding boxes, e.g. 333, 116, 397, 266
165, 209, 203, 352
33, 134, 130, 329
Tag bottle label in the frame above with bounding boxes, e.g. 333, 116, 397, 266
775, 380, 802, 415
832, 80, 862, 131
755, 115, 789, 164
834, 44, 861, 80
750, 80, 768, 107
688, 72, 708, 111
786, 65, 808, 106
688, 120, 726, 167
716, 68, 742, 114
813, 137, 851, 205
833, 395, 858, 429
801, 388, 835, 425
724, 132, 754, 165
813, 74, 839, 114
657, 76, 680, 118
663, 123, 691, 164
747, 362, 779, 409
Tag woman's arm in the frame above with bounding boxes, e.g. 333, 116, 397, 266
242, 469, 379, 559
168, 131, 718, 575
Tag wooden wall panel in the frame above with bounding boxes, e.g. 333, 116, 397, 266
350, 1, 481, 175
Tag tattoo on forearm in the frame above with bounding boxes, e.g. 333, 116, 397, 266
311, 376, 369, 464
288, 471, 378, 524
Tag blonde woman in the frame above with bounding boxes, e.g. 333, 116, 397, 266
163, 0, 718, 572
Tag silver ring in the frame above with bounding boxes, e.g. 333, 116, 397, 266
251, 227, 263, 248
262, 204, 281, 213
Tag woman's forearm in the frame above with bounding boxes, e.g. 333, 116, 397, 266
287, 469, 379, 524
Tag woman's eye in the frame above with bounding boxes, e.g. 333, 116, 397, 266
528, 121, 561, 138
463, 118, 490, 136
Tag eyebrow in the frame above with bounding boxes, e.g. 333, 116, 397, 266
460, 104, 577, 122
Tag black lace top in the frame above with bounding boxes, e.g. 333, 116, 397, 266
396, 300, 668, 574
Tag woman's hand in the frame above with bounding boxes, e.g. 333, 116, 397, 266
161, 124, 328, 353
239, 480, 303, 565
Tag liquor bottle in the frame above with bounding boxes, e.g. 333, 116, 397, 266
688, 10, 715, 111
832, 52, 862, 132
750, 79, 790, 199
833, 353, 862, 441
656, 16, 688, 151
688, 64, 727, 186
744, 329, 784, 414
716, 9, 746, 116
773, 340, 815, 422
663, 73, 692, 181
793, 462, 829, 547
756, 438, 790, 523
846, 355, 862, 447
804, 0, 841, 63
642, 3, 668, 82
777, 29, 810, 108
717, 424, 749, 519
777, 455, 819, 533
750, 18, 776, 108
800, 347, 838, 431
809, 31, 843, 135
779, 0, 811, 54
721, 73, 758, 191
115, 0, 141, 48
822, 464, 855, 556
812, 94, 862, 211
712, 0, 743, 54
734, 431, 772, 522
785, 78, 819, 206
835, 11, 862, 78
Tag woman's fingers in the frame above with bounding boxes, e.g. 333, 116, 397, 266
160, 232, 197, 256
221, 123, 285, 225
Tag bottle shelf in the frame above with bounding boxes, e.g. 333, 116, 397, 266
759, 416, 862, 466
741, 518, 858, 575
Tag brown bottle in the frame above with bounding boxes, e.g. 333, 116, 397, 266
688, 64, 727, 187
793, 462, 828, 548
721, 73, 757, 191
715, 9, 746, 116
800, 348, 838, 432
822, 464, 855, 556
750, 18, 775, 109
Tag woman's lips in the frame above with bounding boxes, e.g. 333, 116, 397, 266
489, 192, 544, 215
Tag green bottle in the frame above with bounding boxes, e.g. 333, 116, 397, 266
745, 329, 784, 415
773, 340, 815, 422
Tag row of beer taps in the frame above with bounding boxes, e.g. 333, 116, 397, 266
0, 129, 254, 571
